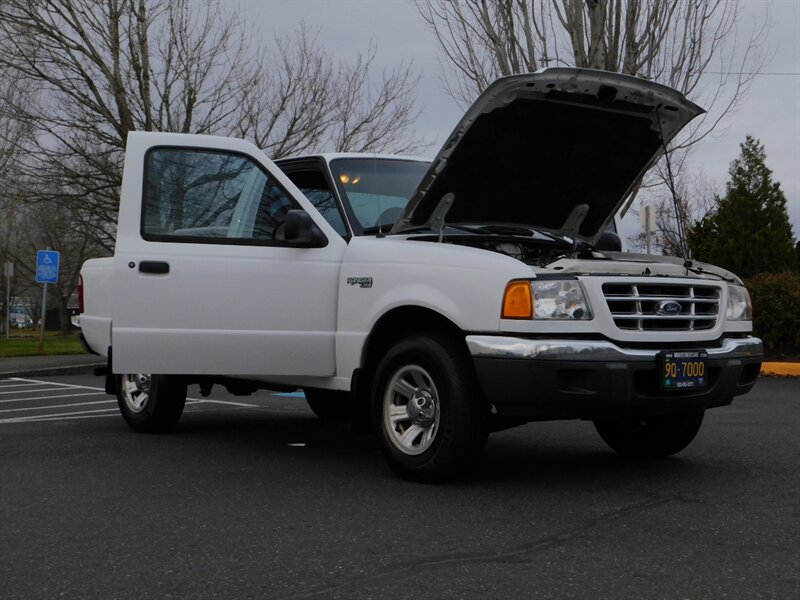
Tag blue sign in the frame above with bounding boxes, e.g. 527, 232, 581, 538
36, 250, 60, 284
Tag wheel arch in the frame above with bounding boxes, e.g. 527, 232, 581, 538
360, 305, 467, 373
348, 305, 469, 434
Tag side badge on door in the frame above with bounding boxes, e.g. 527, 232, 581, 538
347, 277, 373, 289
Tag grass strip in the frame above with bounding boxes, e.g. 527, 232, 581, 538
0, 332, 86, 357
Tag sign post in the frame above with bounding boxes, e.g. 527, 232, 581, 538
3, 261, 13, 340
36, 250, 60, 353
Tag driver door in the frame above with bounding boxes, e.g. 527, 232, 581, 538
111, 132, 346, 377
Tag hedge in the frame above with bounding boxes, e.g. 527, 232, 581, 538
745, 272, 800, 354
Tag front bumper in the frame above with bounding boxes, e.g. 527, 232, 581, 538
467, 335, 763, 419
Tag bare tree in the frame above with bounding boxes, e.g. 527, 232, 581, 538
0, 69, 28, 182
0, 1, 423, 250
10, 201, 105, 333
631, 168, 717, 256
237, 28, 423, 157
0, 0, 251, 249
417, 0, 768, 154
0, 63, 34, 335
0, 178, 106, 334
0, 192, 35, 333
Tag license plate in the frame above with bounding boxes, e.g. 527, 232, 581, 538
660, 350, 708, 390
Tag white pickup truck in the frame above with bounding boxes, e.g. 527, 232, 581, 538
79, 68, 762, 481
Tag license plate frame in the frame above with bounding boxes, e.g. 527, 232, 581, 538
660, 350, 709, 391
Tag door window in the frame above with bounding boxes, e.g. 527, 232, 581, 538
283, 169, 348, 237
142, 148, 298, 244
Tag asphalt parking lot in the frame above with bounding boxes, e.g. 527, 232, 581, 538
1, 374, 798, 599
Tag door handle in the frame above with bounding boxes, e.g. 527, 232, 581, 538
139, 261, 170, 274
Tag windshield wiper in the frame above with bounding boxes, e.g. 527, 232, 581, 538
362, 223, 478, 235
361, 224, 396, 235
361, 223, 429, 235
467, 224, 578, 247
473, 224, 536, 236
362, 222, 583, 252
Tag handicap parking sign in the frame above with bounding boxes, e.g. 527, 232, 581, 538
36, 250, 60, 284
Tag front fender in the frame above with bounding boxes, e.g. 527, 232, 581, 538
335, 237, 531, 380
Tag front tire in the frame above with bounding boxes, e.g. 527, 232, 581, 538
117, 374, 187, 433
594, 412, 705, 458
372, 333, 488, 482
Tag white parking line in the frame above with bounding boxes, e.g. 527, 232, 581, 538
5, 378, 256, 406
0, 407, 120, 424
0, 391, 107, 404
0, 377, 116, 423
2, 413, 121, 423
0, 377, 260, 423
0, 399, 116, 413
0, 382, 55, 389
8, 377, 106, 391
190, 398, 258, 408
0, 386, 62, 395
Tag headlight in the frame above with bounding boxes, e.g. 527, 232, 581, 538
532, 280, 593, 319
726, 285, 752, 321
501, 279, 592, 320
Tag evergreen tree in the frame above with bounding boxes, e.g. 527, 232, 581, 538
688, 136, 796, 278
795, 241, 800, 271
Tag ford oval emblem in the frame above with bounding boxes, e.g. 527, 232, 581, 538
655, 300, 683, 316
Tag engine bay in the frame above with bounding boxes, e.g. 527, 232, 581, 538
409, 233, 582, 267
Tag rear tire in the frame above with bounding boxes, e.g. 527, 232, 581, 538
372, 333, 488, 482
116, 374, 187, 433
594, 412, 705, 458
304, 389, 351, 421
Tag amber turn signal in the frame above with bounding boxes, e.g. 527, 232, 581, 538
502, 281, 533, 319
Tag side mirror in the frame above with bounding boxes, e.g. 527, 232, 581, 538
284, 210, 327, 248
595, 231, 622, 252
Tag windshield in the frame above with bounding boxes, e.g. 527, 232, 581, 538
330, 158, 429, 233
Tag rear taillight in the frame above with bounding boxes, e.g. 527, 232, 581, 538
77, 275, 84, 314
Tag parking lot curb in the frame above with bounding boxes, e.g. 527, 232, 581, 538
760, 362, 800, 377
0, 362, 105, 378
0, 355, 106, 378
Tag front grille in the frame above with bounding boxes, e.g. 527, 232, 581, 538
602, 282, 720, 331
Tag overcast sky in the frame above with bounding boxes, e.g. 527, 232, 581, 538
239, 0, 800, 244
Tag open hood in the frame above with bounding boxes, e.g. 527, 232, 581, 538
391, 68, 703, 244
